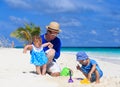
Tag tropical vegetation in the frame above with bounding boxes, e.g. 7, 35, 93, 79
10, 23, 41, 45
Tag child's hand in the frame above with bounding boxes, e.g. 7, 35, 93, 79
48, 42, 53, 48
76, 64, 81, 70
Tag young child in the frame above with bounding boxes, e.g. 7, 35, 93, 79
76, 51, 103, 83
23, 36, 53, 75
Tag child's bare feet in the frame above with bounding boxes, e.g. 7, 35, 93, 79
95, 80, 100, 84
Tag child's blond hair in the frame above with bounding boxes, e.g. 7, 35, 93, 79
32, 35, 42, 46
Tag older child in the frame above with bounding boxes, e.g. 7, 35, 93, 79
23, 36, 53, 75
76, 51, 103, 83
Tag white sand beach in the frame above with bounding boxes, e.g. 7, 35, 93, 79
0, 48, 120, 87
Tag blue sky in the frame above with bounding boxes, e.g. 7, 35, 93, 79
0, 0, 120, 47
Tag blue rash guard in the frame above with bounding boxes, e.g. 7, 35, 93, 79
40, 34, 61, 62
81, 59, 103, 81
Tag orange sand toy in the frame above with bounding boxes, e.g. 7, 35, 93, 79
80, 78, 90, 84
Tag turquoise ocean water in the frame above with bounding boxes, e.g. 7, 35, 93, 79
16, 47, 120, 59
16, 47, 120, 64
61, 47, 120, 54
61, 47, 120, 64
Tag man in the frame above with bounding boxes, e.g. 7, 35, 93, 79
40, 21, 61, 76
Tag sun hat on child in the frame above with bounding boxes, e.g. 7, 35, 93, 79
46, 21, 61, 33
76, 51, 88, 61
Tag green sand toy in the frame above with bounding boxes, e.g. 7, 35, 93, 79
60, 67, 71, 76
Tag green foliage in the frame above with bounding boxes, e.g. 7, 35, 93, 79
10, 23, 41, 44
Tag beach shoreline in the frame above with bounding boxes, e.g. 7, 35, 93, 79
0, 48, 120, 87
62, 51, 120, 65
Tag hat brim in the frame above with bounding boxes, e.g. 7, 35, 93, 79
77, 57, 87, 61
46, 26, 61, 33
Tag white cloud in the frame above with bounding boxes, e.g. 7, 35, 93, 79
5, 0, 31, 9
0, 21, 13, 30
114, 39, 120, 43
27, 0, 77, 13
59, 30, 73, 39
5, 0, 75, 12
59, 17, 81, 27
9, 16, 29, 25
41, 0, 104, 13
59, 28, 80, 40
75, 1, 103, 12
90, 30, 98, 35
46, 0, 76, 12
5, 0, 104, 13
109, 28, 120, 36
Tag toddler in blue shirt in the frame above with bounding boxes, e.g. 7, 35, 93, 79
76, 51, 103, 84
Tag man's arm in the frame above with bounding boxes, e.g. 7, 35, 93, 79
53, 38, 61, 59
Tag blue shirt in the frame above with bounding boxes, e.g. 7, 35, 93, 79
40, 34, 61, 62
81, 59, 103, 78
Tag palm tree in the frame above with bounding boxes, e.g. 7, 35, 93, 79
10, 23, 41, 45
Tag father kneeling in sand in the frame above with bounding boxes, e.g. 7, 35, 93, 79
40, 21, 62, 77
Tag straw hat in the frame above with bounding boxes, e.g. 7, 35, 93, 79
46, 21, 61, 33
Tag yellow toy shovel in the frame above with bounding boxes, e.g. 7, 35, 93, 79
80, 78, 90, 84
